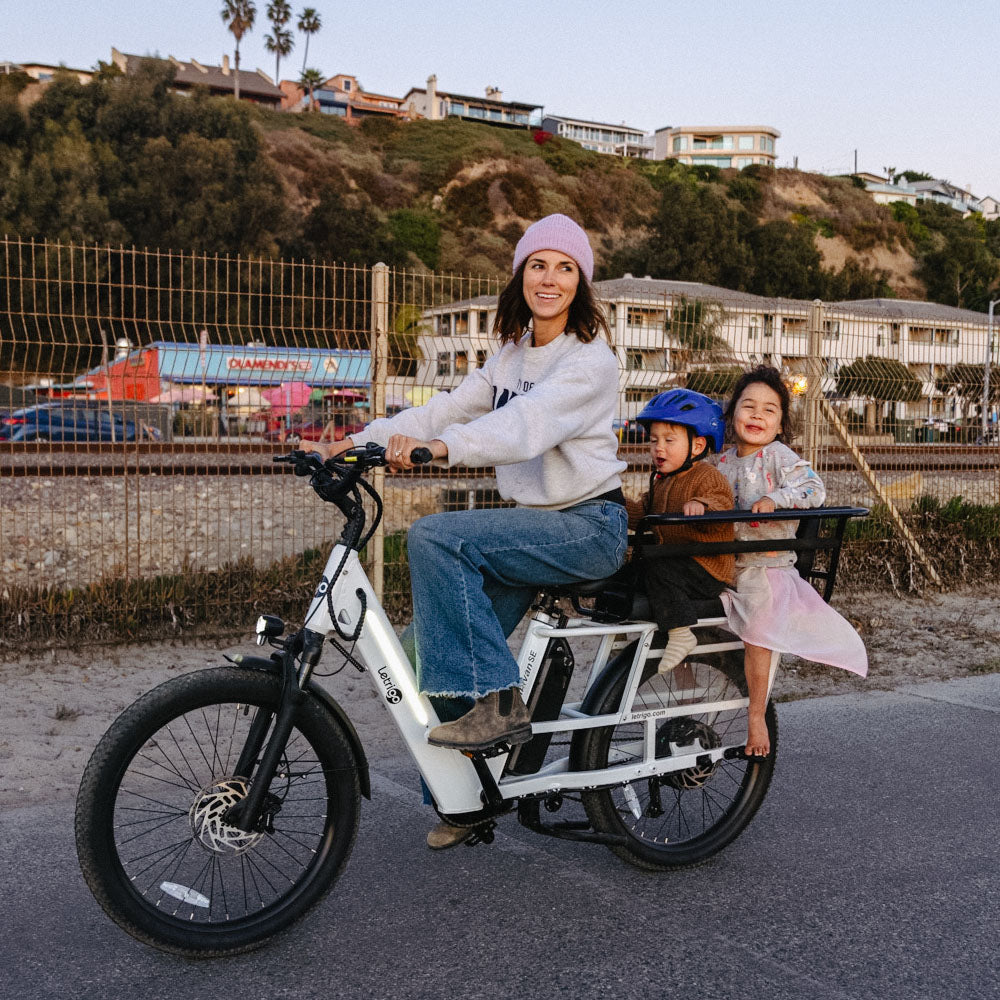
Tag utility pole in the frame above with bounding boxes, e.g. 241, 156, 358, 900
985, 300, 998, 442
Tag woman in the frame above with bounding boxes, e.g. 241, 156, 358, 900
317, 214, 628, 847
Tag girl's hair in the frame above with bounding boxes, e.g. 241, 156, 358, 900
492, 261, 610, 345
724, 365, 795, 444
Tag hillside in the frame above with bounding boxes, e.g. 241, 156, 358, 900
1, 65, 998, 309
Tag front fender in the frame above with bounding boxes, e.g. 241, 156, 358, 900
228, 652, 371, 800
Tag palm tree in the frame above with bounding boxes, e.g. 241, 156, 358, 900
264, 27, 294, 82
299, 67, 324, 111
220, 0, 257, 100
297, 7, 322, 73
265, 1, 294, 81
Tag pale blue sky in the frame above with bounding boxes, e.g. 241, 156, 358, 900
5, 0, 999, 195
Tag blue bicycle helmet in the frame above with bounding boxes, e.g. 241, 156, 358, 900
635, 389, 725, 453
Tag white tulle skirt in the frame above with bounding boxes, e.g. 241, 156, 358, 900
720, 566, 868, 676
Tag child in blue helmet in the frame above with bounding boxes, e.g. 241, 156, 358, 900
626, 390, 736, 674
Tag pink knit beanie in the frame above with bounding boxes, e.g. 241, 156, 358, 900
512, 214, 594, 282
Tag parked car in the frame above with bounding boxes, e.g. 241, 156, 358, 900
613, 418, 649, 444
0, 403, 158, 442
265, 411, 367, 446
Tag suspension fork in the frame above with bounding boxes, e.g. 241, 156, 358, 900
225, 629, 326, 833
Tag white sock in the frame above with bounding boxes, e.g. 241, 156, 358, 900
657, 626, 698, 673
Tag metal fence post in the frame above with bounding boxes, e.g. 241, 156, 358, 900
805, 299, 824, 468
370, 262, 390, 600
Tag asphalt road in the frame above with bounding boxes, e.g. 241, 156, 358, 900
2, 676, 997, 1000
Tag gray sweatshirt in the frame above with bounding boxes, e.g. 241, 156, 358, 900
353, 332, 626, 509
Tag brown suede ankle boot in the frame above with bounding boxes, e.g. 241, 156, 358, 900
426, 687, 532, 751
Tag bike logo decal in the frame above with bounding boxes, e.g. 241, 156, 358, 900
313, 576, 330, 599
377, 666, 403, 706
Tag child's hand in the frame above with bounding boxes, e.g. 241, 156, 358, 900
683, 500, 706, 516
751, 497, 776, 514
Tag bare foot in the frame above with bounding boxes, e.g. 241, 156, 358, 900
745, 713, 770, 758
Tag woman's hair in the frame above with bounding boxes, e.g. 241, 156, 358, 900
492, 261, 611, 345
723, 365, 795, 444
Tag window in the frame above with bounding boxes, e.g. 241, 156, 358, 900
449, 102, 466, 115
625, 388, 656, 403
435, 315, 452, 336
823, 320, 841, 340
476, 349, 488, 367
673, 136, 688, 152
738, 135, 754, 150
737, 157, 753, 169
436, 352, 451, 376
467, 105, 485, 119
343, 79, 352, 91
691, 156, 732, 168
626, 349, 643, 370
748, 322, 758, 341
781, 316, 805, 337
891, 323, 900, 345
454, 312, 469, 336
877, 325, 885, 347
454, 351, 468, 375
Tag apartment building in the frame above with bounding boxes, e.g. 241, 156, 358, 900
402, 75, 541, 128
540, 114, 653, 158
111, 48, 283, 107
407, 278, 993, 427
653, 125, 780, 168
280, 73, 405, 120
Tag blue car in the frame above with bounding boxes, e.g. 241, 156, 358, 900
0, 403, 154, 442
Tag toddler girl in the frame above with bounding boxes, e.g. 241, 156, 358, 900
712, 366, 868, 758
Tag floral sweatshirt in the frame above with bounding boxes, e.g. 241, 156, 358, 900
709, 441, 825, 569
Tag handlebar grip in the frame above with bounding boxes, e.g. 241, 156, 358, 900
410, 447, 433, 464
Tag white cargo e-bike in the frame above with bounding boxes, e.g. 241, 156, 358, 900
75, 445, 865, 957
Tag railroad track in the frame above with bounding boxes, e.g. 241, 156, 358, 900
1, 442, 997, 477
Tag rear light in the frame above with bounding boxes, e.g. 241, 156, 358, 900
2, 418, 26, 425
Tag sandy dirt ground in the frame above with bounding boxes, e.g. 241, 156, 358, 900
2, 588, 998, 809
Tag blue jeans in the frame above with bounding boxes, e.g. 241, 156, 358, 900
406, 500, 629, 700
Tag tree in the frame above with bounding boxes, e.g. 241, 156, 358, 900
220, 0, 257, 101
836, 356, 922, 431
297, 7, 322, 73
935, 363, 1000, 405
298, 68, 324, 111
265, 0, 294, 81
664, 298, 734, 384
265, 27, 294, 83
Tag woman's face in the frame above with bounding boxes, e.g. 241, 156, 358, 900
521, 250, 580, 329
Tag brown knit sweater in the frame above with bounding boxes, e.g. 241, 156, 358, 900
625, 461, 736, 585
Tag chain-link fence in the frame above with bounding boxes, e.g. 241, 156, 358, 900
2, 237, 998, 646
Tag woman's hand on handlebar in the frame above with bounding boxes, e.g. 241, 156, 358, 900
385, 434, 447, 471
307, 438, 356, 463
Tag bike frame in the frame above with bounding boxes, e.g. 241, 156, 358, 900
299, 542, 773, 816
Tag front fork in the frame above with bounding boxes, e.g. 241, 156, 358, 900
224, 628, 325, 833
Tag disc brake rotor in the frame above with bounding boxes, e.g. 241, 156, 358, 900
190, 778, 264, 854
657, 717, 722, 790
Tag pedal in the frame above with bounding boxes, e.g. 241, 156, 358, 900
462, 742, 512, 760
464, 821, 496, 847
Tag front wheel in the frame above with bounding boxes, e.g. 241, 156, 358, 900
573, 645, 777, 871
75, 667, 361, 957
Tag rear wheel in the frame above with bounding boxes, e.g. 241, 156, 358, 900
574, 644, 777, 870
75, 667, 361, 957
